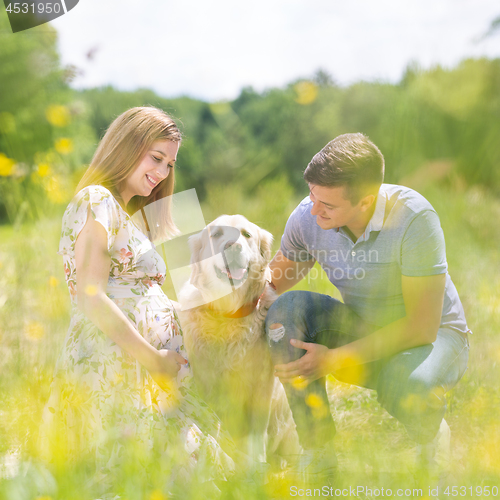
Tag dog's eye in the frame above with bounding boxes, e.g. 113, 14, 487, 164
241, 231, 251, 239
211, 230, 222, 238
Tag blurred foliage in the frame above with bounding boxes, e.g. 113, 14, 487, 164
1, 183, 500, 498
73, 58, 500, 200
0, 13, 96, 224
1, 9, 500, 227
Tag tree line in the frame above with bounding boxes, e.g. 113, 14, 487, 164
1, 12, 499, 225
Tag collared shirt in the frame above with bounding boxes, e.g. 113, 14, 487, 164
281, 183, 470, 333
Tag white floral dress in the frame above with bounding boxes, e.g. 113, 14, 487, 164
39, 185, 234, 487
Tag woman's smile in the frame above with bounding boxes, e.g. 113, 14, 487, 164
145, 173, 159, 188
119, 140, 179, 204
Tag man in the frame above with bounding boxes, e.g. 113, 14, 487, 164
265, 133, 470, 481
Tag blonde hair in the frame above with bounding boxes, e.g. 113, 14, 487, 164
76, 106, 182, 242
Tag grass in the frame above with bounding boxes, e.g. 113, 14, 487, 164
0, 182, 499, 499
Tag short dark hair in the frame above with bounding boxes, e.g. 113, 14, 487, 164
304, 133, 385, 204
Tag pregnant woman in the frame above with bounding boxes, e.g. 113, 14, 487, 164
38, 107, 234, 497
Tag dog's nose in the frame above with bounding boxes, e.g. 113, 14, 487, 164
224, 240, 241, 252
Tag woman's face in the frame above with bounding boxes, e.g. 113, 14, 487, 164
119, 140, 180, 205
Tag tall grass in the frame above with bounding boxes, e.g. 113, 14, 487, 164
0, 180, 499, 498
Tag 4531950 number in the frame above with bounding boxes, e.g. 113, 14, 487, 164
6, 2, 62, 14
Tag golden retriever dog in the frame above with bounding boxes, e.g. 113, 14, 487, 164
178, 215, 299, 466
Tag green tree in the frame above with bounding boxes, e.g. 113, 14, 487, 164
0, 12, 71, 222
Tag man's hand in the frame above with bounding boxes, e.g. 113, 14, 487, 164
274, 339, 333, 383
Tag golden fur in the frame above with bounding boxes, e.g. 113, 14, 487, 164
179, 215, 299, 463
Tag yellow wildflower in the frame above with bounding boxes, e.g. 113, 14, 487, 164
55, 138, 73, 155
26, 321, 45, 340
291, 376, 308, 390
264, 473, 294, 497
305, 392, 324, 408
305, 393, 329, 419
294, 81, 318, 105
45, 176, 67, 204
37, 163, 51, 177
46, 105, 71, 127
0, 153, 16, 176
334, 352, 366, 386
150, 490, 168, 500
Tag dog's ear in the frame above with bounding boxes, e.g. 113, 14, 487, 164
258, 228, 274, 262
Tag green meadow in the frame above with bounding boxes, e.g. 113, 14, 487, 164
1, 180, 499, 499
1, 13, 500, 499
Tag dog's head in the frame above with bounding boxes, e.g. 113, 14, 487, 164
187, 215, 273, 308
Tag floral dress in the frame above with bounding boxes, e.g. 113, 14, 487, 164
39, 185, 234, 489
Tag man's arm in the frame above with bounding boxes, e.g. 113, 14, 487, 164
331, 273, 446, 363
269, 249, 316, 295
275, 273, 446, 382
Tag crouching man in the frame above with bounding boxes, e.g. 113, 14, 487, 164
266, 133, 470, 482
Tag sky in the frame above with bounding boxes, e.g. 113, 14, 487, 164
49, 0, 500, 102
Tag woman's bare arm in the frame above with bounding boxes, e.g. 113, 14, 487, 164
74, 210, 186, 386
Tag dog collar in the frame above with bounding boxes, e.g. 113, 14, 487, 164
222, 298, 261, 318
208, 281, 275, 319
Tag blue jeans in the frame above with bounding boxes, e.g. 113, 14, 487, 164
265, 291, 469, 448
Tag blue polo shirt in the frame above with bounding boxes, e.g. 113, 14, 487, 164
281, 184, 470, 333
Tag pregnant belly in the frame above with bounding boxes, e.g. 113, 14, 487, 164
112, 294, 191, 385
112, 294, 177, 347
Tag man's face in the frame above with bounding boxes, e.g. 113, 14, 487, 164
308, 183, 363, 231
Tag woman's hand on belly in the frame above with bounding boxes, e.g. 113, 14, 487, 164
146, 348, 188, 392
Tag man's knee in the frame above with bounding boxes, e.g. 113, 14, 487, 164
265, 291, 308, 347
268, 323, 286, 343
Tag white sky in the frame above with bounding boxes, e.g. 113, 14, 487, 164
50, 0, 500, 102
